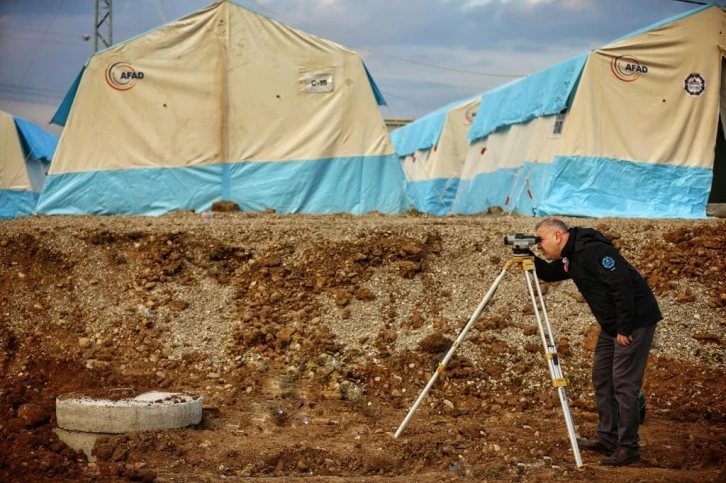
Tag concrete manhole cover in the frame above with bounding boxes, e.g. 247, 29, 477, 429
56, 390, 203, 434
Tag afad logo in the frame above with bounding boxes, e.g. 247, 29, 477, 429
105, 62, 144, 91
611, 55, 648, 82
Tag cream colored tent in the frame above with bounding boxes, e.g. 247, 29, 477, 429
453, 4, 726, 218
391, 97, 479, 215
1, 111, 57, 219
38, 0, 409, 216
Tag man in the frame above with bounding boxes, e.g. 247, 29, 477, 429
531, 218, 661, 466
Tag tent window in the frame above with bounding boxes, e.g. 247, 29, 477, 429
551, 110, 567, 138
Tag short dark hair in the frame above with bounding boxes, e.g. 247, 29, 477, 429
535, 217, 568, 233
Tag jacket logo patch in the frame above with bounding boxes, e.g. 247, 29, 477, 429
601, 255, 616, 271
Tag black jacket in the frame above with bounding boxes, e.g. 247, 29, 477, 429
533, 227, 661, 336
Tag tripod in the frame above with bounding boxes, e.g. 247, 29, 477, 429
394, 254, 583, 468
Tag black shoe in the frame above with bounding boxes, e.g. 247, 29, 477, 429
576, 437, 616, 455
600, 446, 641, 466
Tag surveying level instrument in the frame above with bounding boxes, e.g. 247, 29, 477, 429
394, 234, 583, 468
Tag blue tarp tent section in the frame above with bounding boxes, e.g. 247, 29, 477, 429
13, 117, 58, 162
51, 66, 84, 127
1, 112, 58, 219
535, 156, 712, 219
467, 53, 587, 143
363, 62, 387, 106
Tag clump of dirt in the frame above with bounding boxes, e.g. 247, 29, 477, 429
637, 225, 726, 301
227, 234, 436, 365
418, 333, 452, 354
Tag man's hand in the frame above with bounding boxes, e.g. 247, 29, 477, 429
616, 334, 633, 346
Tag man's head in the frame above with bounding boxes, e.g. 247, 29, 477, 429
535, 218, 570, 260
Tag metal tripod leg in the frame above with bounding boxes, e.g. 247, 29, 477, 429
523, 267, 583, 468
394, 266, 510, 439
394, 256, 582, 468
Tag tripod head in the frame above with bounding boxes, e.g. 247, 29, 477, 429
504, 233, 541, 255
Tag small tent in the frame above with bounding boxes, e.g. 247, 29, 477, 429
0, 111, 58, 219
38, 0, 409, 216
391, 97, 479, 215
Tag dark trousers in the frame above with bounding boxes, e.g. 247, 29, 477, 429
592, 324, 656, 449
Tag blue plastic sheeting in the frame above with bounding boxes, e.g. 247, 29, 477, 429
37, 154, 410, 216
391, 97, 479, 157
13, 117, 58, 162
451, 163, 552, 216
536, 156, 712, 219
0, 190, 39, 219
467, 54, 588, 143
405, 177, 460, 216
611, 3, 713, 44
363, 62, 387, 106
51, 66, 84, 127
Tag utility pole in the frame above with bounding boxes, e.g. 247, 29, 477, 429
94, 0, 112, 53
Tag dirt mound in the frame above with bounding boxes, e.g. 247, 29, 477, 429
0, 214, 725, 482
638, 225, 726, 304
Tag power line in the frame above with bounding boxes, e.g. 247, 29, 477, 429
1, 0, 67, 110
0, 82, 67, 97
244, 0, 524, 78
0, 34, 87, 48
379, 90, 442, 111
0, 0, 22, 19
667, 0, 707, 5
1, 26, 83, 39
150, 0, 167, 23
357, 46, 524, 78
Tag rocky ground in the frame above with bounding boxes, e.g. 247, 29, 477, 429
0, 211, 724, 482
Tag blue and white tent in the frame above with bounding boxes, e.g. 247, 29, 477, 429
38, 0, 409, 216
413, 3, 725, 218
391, 96, 480, 215
0, 111, 58, 219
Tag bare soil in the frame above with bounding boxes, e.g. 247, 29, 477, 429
1, 213, 724, 482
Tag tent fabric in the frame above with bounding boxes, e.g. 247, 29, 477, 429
1, 110, 30, 192
0, 190, 40, 220
51, 66, 84, 127
452, 162, 551, 216
391, 96, 479, 157
453, 115, 559, 215
38, 155, 407, 216
395, 97, 479, 214
404, 177, 461, 216
1, 110, 58, 219
536, 156, 712, 218
557, 7, 722, 169
363, 62, 387, 106
13, 117, 58, 162
467, 53, 588, 142
39, 0, 408, 216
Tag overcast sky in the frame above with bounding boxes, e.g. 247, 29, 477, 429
0, 0, 716, 130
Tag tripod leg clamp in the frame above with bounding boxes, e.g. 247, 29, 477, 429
552, 378, 568, 388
